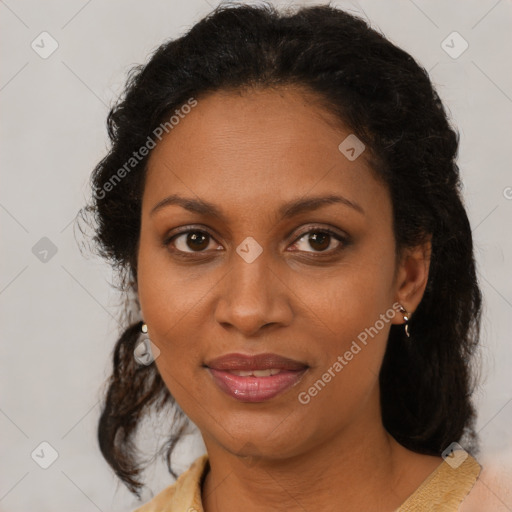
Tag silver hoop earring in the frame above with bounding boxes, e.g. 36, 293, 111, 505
398, 305, 410, 338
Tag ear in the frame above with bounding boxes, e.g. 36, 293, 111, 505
391, 235, 432, 326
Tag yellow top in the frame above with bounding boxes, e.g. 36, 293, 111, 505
132, 450, 481, 512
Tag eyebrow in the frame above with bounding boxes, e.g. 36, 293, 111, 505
150, 193, 364, 220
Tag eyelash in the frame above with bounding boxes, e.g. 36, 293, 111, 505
163, 225, 350, 259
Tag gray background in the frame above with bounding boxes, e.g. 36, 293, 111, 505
1, 0, 511, 510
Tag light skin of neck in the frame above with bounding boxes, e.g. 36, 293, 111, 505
201, 384, 441, 512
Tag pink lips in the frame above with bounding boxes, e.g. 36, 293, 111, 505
205, 352, 309, 403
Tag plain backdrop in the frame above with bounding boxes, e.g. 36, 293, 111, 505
1, 0, 511, 510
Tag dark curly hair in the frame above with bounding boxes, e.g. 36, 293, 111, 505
82, 1, 483, 499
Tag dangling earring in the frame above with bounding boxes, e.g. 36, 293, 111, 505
398, 305, 410, 338
134, 321, 160, 365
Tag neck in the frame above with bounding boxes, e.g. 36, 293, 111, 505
201, 391, 418, 512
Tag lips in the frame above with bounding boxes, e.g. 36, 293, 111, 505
205, 352, 308, 371
205, 353, 309, 402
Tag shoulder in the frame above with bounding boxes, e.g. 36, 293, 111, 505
459, 455, 512, 511
132, 454, 209, 512
395, 448, 481, 511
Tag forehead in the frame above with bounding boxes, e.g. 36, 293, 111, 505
143, 86, 389, 222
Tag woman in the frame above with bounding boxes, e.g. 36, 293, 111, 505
85, 2, 489, 510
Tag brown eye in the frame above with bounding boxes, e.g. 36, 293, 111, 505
291, 229, 347, 254
307, 232, 331, 251
186, 232, 210, 251
169, 230, 215, 252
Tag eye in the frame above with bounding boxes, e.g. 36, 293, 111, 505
164, 226, 349, 257
290, 228, 347, 254
166, 229, 220, 254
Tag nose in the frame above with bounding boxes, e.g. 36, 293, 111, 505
214, 251, 293, 337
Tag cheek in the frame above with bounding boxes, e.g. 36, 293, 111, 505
295, 265, 395, 429
298, 240, 397, 401
305, 248, 396, 343
136, 240, 223, 406
137, 231, 215, 340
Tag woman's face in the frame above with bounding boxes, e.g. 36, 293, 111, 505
137, 86, 422, 460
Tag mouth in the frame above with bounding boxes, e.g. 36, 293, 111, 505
204, 352, 309, 403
